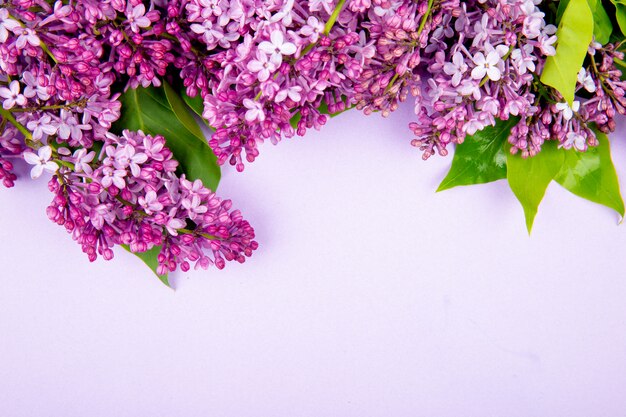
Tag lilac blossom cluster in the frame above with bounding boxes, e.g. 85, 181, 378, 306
408, 0, 626, 157
176, 0, 625, 163
45, 130, 257, 274
0, 0, 256, 274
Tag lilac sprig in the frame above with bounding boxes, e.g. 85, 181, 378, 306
45, 130, 257, 274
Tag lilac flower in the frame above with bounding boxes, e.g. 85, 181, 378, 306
138, 190, 164, 215
300, 16, 325, 42
27, 115, 57, 141
471, 50, 502, 82
443, 52, 468, 87
72, 149, 96, 175
556, 101, 580, 121
14, 28, 40, 49
563, 132, 587, 151
23, 146, 58, 179
0, 81, 27, 110
259, 31, 297, 65
247, 52, 277, 82
578, 68, 596, 93
101, 167, 127, 189
190, 20, 224, 46
182, 194, 209, 220
0, 9, 20, 43
126, 4, 152, 33
243, 99, 265, 122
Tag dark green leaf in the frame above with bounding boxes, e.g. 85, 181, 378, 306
121, 245, 170, 287
180, 88, 211, 126
113, 83, 221, 282
541, 0, 594, 105
555, 131, 625, 217
506, 141, 565, 233
437, 118, 519, 191
113, 82, 221, 191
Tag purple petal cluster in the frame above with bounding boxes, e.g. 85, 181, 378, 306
0, 0, 257, 274
46, 130, 257, 274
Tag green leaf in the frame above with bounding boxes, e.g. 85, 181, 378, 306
590, 0, 613, 44
113, 83, 222, 282
121, 245, 170, 287
555, 131, 625, 217
180, 88, 210, 125
610, 0, 626, 36
558, 0, 612, 44
506, 141, 565, 233
437, 118, 519, 191
113, 82, 221, 191
556, 0, 570, 23
541, 0, 594, 106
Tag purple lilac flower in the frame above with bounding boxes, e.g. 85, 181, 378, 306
0, 0, 257, 273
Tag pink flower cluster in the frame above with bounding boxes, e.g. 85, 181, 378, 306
46, 130, 257, 274
0, 0, 257, 274
170, 0, 626, 163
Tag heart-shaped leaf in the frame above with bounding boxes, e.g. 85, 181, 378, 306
555, 131, 625, 217
507, 141, 565, 233
438, 118, 519, 191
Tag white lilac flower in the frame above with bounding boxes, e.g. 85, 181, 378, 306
563, 132, 587, 151
27, 115, 57, 141
0, 81, 27, 110
578, 68, 597, 93
0, 9, 20, 43
471, 50, 502, 82
443, 52, 468, 86
556, 101, 580, 121
23, 146, 59, 179
247, 52, 277, 82
258, 30, 297, 66
243, 99, 265, 122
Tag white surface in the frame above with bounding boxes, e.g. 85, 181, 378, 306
1, 105, 626, 416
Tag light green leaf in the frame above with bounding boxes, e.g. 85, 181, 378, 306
121, 245, 169, 287
114, 83, 221, 191
541, 0, 594, 106
438, 118, 519, 191
615, 2, 626, 36
555, 131, 625, 217
558, 0, 611, 44
506, 141, 565, 233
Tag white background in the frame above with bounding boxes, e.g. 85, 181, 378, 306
1, 105, 626, 416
